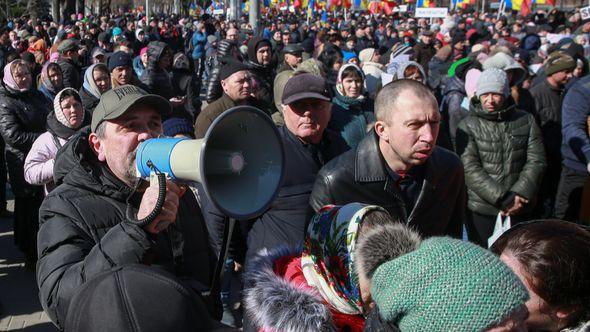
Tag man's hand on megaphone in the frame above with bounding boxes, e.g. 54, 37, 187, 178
138, 179, 186, 234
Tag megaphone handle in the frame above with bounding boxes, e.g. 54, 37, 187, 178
126, 172, 167, 228
210, 217, 236, 293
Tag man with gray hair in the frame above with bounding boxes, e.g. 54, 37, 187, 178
310, 79, 465, 238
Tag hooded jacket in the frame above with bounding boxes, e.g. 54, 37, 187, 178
330, 64, 375, 150
246, 36, 275, 113
456, 97, 546, 215
140, 41, 175, 100
36, 128, 218, 329
359, 52, 384, 99
0, 83, 49, 197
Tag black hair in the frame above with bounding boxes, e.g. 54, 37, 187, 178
340, 65, 363, 81
59, 89, 82, 104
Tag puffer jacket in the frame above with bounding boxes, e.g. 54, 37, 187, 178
140, 41, 175, 99
36, 128, 218, 329
0, 83, 49, 197
205, 39, 243, 103
456, 97, 546, 216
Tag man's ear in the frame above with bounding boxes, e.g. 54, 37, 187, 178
374, 120, 389, 142
88, 132, 106, 162
220, 79, 227, 93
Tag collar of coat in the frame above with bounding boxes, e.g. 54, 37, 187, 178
243, 246, 335, 332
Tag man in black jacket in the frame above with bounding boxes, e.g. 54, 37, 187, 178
36, 85, 218, 330
530, 52, 576, 218
57, 39, 82, 90
412, 30, 436, 75
310, 79, 465, 238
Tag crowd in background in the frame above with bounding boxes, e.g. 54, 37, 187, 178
0, 5, 590, 331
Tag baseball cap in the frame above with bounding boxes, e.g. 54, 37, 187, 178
57, 39, 80, 53
282, 73, 331, 105
91, 85, 172, 132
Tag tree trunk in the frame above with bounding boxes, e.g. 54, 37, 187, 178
52, 0, 60, 22
76, 0, 83, 14
62, 0, 76, 22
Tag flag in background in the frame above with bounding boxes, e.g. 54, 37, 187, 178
308, 0, 315, 17
321, 10, 327, 23
417, 0, 430, 7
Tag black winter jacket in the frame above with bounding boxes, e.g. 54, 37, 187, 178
456, 98, 546, 215
205, 39, 243, 103
140, 41, 175, 99
310, 131, 466, 238
0, 84, 49, 196
36, 128, 218, 329
57, 58, 82, 90
530, 79, 565, 162
78, 86, 100, 115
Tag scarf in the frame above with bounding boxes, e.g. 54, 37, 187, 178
46, 111, 78, 139
301, 203, 386, 316
335, 63, 367, 99
40, 62, 63, 94
82, 63, 107, 99
53, 88, 85, 129
3, 60, 29, 92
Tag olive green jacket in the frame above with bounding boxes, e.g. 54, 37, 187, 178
456, 97, 546, 216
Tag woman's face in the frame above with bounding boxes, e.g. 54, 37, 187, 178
13, 64, 32, 90
48, 67, 63, 88
480, 93, 504, 112
60, 96, 84, 128
93, 68, 111, 94
500, 252, 571, 331
342, 76, 363, 98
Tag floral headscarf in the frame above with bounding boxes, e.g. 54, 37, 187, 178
301, 203, 386, 316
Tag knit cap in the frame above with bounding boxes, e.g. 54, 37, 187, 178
163, 117, 194, 137
482, 52, 526, 86
108, 51, 132, 72
53, 88, 84, 129
371, 237, 529, 331
359, 48, 376, 63
476, 68, 510, 98
545, 52, 576, 76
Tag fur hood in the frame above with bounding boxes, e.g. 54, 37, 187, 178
243, 247, 336, 332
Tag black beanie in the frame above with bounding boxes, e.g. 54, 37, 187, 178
108, 51, 133, 72
219, 58, 249, 80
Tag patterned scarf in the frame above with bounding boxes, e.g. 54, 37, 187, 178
301, 203, 385, 316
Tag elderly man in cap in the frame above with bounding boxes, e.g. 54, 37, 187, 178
244, 72, 348, 267
195, 59, 266, 138
277, 43, 303, 73
412, 30, 436, 74
57, 39, 82, 89
36, 85, 219, 330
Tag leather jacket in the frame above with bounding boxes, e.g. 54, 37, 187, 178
310, 131, 466, 238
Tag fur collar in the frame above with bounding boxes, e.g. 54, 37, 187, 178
244, 246, 336, 332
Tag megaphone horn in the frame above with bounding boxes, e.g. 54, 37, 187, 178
135, 106, 285, 220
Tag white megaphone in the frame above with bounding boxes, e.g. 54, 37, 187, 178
135, 106, 285, 220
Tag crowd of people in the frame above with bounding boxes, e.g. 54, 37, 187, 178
0, 4, 590, 331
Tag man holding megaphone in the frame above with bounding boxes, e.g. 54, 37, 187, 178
36, 85, 221, 330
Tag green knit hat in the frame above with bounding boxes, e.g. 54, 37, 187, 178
371, 237, 529, 331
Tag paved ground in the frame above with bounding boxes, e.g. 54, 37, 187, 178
0, 199, 56, 332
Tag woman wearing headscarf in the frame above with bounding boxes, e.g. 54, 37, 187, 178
24, 88, 85, 195
329, 63, 375, 150
358, 48, 384, 99
0, 59, 50, 267
244, 203, 411, 332
79, 63, 110, 114
38, 62, 64, 103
